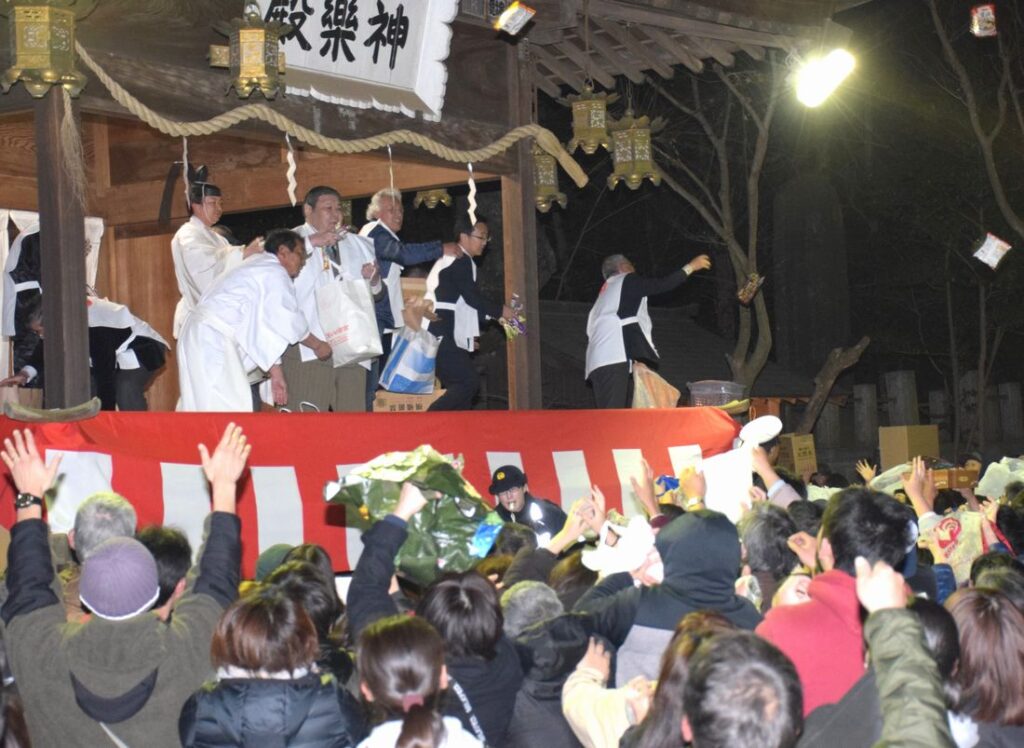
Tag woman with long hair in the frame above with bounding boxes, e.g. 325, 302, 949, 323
947, 587, 1024, 745
356, 615, 482, 748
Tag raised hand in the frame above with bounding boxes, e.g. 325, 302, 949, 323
855, 557, 907, 613
577, 637, 611, 682
855, 459, 877, 484
685, 254, 712, 273
394, 482, 430, 521
787, 531, 818, 570
198, 422, 251, 487
1, 429, 61, 499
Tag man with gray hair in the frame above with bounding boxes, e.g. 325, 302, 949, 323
585, 252, 711, 408
359, 188, 458, 408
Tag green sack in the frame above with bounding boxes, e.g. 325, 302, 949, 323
324, 445, 501, 586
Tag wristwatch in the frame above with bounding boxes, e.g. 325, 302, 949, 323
14, 492, 42, 510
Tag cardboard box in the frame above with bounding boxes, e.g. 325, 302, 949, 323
932, 468, 979, 491
373, 389, 445, 413
776, 433, 817, 477
878, 425, 940, 471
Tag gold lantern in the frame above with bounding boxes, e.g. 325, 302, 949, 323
210, 2, 289, 99
533, 144, 566, 213
413, 189, 453, 209
607, 113, 662, 190
566, 84, 612, 155
0, 0, 93, 98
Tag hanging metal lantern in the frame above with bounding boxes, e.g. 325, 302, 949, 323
566, 84, 611, 155
0, 0, 92, 98
533, 144, 566, 213
210, 2, 289, 99
607, 113, 662, 190
413, 189, 453, 209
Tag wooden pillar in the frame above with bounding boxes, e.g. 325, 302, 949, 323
883, 370, 918, 426
853, 384, 877, 447
502, 40, 541, 409
999, 382, 1024, 441
35, 91, 89, 408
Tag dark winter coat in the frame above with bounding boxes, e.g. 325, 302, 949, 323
179, 673, 367, 747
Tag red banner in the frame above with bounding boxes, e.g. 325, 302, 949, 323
0, 408, 739, 575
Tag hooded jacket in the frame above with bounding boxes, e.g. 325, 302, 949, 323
757, 569, 865, 715
575, 511, 761, 685
506, 615, 590, 748
2, 513, 240, 747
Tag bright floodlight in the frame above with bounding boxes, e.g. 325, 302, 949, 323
795, 49, 856, 108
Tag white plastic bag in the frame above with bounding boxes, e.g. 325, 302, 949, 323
315, 279, 382, 367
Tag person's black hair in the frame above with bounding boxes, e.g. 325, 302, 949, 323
264, 228, 302, 255
1004, 481, 1024, 500
303, 185, 342, 210
661, 504, 686, 521
266, 560, 343, 644
683, 632, 802, 748
996, 506, 1024, 557
934, 489, 966, 516
493, 523, 538, 556
908, 597, 961, 708
786, 500, 824, 537
820, 488, 910, 575
357, 615, 446, 748
416, 571, 502, 660
136, 525, 191, 608
547, 550, 598, 611
737, 504, 799, 581
975, 566, 1024, 614
825, 473, 850, 489
775, 468, 808, 500
473, 554, 514, 585
453, 214, 488, 243
284, 543, 337, 586
969, 551, 1024, 587
761, 436, 780, 456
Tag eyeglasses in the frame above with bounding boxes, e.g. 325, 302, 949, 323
471, 233, 490, 244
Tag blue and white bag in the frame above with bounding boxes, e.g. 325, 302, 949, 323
380, 326, 441, 394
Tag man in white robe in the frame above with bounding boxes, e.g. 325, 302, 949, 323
177, 229, 325, 412
170, 181, 261, 337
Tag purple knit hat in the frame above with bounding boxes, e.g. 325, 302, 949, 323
79, 537, 160, 621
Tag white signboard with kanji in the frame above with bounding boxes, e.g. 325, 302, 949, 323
259, 0, 459, 120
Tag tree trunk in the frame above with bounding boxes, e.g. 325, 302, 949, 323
796, 336, 871, 434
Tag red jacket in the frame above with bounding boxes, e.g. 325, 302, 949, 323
756, 569, 865, 715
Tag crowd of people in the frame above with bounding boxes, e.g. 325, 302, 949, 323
0, 420, 1022, 747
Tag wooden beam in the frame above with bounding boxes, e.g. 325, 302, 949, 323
588, 29, 647, 84
683, 35, 736, 67
532, 70, 563, 100
554, 38, 617, 90
93, 153, 500, 227
739, 43, 767, 61
591, 0, 799, 49
532, 44, 589, 93
503, 43, 542, 410
640, 26, 705, 74
591, 16, 675, 79
35, 91, 90, 408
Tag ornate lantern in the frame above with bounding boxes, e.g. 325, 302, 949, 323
210, 2, 289, 99
533, 144, 566, 213
0, 0, 92, 98
607, 113, 662, 190
566, 84, 611, 155
413, 189, 453, 209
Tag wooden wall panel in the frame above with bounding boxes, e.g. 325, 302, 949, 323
96, 230, 180, 412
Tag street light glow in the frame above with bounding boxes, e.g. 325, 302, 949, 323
795, 49, 856, 107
